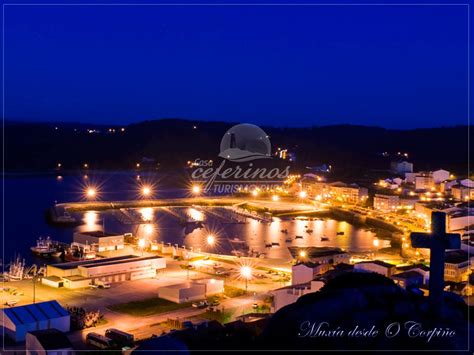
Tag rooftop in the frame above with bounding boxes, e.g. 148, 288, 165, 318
76, 230, 122, 238
288, 247, 346, 259
355, 260, 395, 269
391, 271, 424, 280
3, 301, 69, 326
445, 250, 470, 264
50, 254, 162, 270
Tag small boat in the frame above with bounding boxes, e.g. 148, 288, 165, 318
281, 229, 288, 234
265, 243, 273, 248
295, 235, 304, 239
30, 237, 58, 257
321, 236, 329, 241
337, 232, 345, 236
285, 238, 293, 243
230, 237, 246, 244
306, 229, 313, 234
271, 242, 280, 246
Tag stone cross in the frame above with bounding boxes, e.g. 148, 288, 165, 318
410, 211, 460, 304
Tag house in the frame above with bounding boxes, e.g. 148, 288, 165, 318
329, 182, 368, 204
292, 262, 331, 285
440, 179, 458, 192
390, 160, 413, 174
405, 172, 417, 184
415, 172, 435, 191
444, 250, 471, 282
396, 264, 430, 285
288, 247, 350, 265
451, 184, 472, 201
354, 260, 397, 277
73, 231, 124, 252
158, 278, 224, 303
26, 328, 73, 355
447, 209, 474, 232
271, 280, 325, 312
373, 194, 399, 212
432, 169, 450, 184
391, 271, 424, 289
0, 301, 70, 342
460, 178, 474, 188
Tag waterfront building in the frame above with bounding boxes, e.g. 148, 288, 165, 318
447, 209, 474, 232
288, 247, 350, 265
270, 280, 325, 313
26, 329, 73, 355
44, 255, 166, 288
328, 182, 368, 204
415, 172, 435, 191
395, 264, 430, 285
0, 301, 70, 342
291, 262, 331, 285
73, 231, 124, 252
354, 260, 397, 277
451, 184, 472, 201
158, 278, 224, 303
373, 194, 399, 212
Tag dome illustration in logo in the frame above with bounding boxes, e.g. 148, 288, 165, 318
219, 124, 272, 162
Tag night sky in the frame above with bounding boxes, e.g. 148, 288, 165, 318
3, 4, 469, 128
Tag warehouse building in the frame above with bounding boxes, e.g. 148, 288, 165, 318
43, 255, 166, 288
73, 230, 124, 252
158, 278, 224, 304
0, 301, 70, 342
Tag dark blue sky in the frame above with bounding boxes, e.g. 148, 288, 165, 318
3, 4, 469, 128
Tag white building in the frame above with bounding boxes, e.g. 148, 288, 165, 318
271, 280, 325, 312
415, 173, 435, 191
405, 172, 417, 184
26, 328, 73, 355
432, 169, 450, 184
292, 262, 331, 285
158, 278, 224, 304
390, 160, 413, 174
444, 250, 471, 283
73, 231, 124, 252
451, 184, 472, 201
448, 209, 474, 232
1, 301, 70, 342
354, 260, 397, 277
373, 194, 399, 212
44, 255, 166, 288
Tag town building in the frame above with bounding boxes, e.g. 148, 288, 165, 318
158, 278, 224, 303
415, 172, 435, 191
73, 231, 124, 252
444, 250, 471, 283
26, 328, 73, 355
43, 255, 166, 288
291, 262, 331, 285
432, 169, 450, 184
354, 260, 397, 277
451, 184, 472, 201
270, 280, 325, 313
390, 160, 413, 174
373, 194, 399, 212
447, 209, 474, 232
1, 301, 70, 342
288, 247, 350, 265
391, 271, 424, 289
329, 182, 368, 204
395, 264, 430, 285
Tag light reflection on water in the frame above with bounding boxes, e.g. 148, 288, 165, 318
77, 207, 391, 260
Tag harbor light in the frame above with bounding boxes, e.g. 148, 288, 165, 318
192, 185, 201, 195
142, 186, 152, 197
373, 238, 379, 248
299, 250, 307, 258
299, 191, 307, 199
207, 235, 215, 246
240, 266, 252, 292
272, 195, 279, 202
86, 187, 96, 199
144, 224, 154, 235
252, 190, 259, 197
138, 238, 146, 248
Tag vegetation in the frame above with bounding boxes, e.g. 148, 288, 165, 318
108, 297, 191, 317
223, 285, 247, 298
67, 306, 105, 330
200, 309, 234, 324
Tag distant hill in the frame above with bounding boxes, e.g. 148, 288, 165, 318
3, 119, 472, 177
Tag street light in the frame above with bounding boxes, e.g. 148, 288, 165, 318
207, 235, 215, 246
144, 224, 154, 235
252, 190, 259, 197
138, 238, 146, 255
85, 187, 96, 199
299, 191, 307, 199
142, 185, 152, 197
373, 238, 379, 258
192, 185, 201, 195
299, 250, 307, 258
240, 266, 252, 292
272, 195, 279, 202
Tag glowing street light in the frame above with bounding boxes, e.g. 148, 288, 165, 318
192, 185, 201, 195
240, 266, 252, 292
142, 185, 152, 197
85, 187, 96, 199
272, 195, 279, 202
252, 190, 259, 197
299, 250, 307, 258
144, 224, 154, 235
299, 191, 307, 199
207, 235, 215, 246
138, 238, 146, 248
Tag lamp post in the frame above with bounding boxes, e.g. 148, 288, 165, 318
240, 266, 252, 293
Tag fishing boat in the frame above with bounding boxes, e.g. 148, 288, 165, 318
295, 235, 304, 239
30, 237, 58, 257
64, 242, 96, 261
285, 238, 293, 243
271, 242, 280, 246
3, 256, 26, 281
306, 229, 313, 234
336, 232, 345, 236
281, 229, 288, 234
265, 243, 273, 248
230, 237, 246, 244
320, 236, 329, 241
